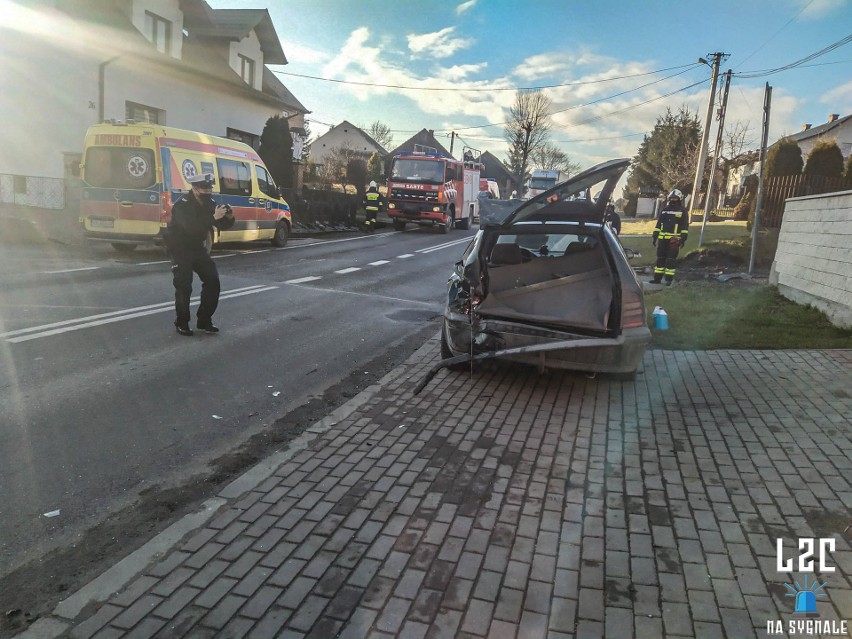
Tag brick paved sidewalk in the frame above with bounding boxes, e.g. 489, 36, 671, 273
21, 341, 852, 639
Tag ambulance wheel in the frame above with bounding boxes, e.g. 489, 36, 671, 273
393, 219, 406, 231
272, 220, 290, 247
204, 230, 213, 254
111, 243, 137, 252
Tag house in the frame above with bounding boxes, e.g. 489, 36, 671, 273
309, 120, 387, 167
384, 129, 454, 177
479, 151, 514, 200
0, 0, 308, 210
786, 113, 852, 163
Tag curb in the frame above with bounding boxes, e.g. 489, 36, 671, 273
17, 334, 439, 638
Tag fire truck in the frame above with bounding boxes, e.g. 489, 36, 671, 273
386, 145, 481, 233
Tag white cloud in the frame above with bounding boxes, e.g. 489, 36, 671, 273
800, 0, 847, 19
281, 41, 331, 66
456, 0, 478, 15
407, 27, 474, 59
820, 79, 852, 107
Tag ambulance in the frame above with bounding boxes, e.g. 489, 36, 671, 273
79, 122, 292, 251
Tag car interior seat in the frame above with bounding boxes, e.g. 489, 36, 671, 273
489, 243, 523, 265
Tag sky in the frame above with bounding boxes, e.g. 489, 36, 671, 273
213, 0, 852, 170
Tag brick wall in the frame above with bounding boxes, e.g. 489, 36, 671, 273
769, 190, 852, 328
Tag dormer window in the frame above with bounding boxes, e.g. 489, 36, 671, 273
239, 54, 255, 86
145, 11, 171, 54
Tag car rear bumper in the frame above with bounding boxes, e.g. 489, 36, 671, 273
444, 314, 650, 374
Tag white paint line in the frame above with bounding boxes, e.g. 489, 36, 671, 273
418, 237, 472, 253
334, 267, 361, 274
135, 260, 170, 266
368, 260, 390, 266
4, 286, 273, 343
397, 254, 414, 259
211, 253, 237, 259
275, 232, 399, 251
42, 267, 100, 274
285, 276, 322, 284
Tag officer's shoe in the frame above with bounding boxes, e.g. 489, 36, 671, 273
197, 320, 219, 334
175, 321, 194, 337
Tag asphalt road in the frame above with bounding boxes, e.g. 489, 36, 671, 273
0, 225, 476, 578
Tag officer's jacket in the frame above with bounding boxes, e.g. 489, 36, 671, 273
166, 194, 235, 252
363, 189, 386, 211
652, 205, 689, 243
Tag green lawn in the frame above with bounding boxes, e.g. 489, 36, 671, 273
619, 219, 852, 349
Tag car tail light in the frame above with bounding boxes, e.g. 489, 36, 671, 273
160, 192, 172, 223
621, 287, 646, 329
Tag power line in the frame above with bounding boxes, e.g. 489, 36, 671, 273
271, 62, 699, 93
734, 32, 852, 78
732, 0, 814, 70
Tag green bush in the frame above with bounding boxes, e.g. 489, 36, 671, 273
804, 140, 844, 178
766, 137, 803, 177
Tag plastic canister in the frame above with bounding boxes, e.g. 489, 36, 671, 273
652, 306, 669, 330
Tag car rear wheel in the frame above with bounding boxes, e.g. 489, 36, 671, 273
272, 220, 290, 247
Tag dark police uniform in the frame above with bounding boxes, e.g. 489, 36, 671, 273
362, 186, 385, 232
165, 188, 234, 331
651, 200, 689, 284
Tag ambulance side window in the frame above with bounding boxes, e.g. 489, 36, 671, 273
217, 159, 251, 196
256, 165, 278, 198
84, 147, 155, 189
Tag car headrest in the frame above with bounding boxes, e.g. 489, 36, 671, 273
490, 243, 523, 265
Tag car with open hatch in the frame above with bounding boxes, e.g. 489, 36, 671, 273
441, 158, 650, 377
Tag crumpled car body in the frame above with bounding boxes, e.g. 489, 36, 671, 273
441, 158, 651, 375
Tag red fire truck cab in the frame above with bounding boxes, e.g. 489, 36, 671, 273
386, 147, 481, 233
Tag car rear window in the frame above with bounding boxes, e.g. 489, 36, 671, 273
83, 147, 156, 189
496, 232, 599, 256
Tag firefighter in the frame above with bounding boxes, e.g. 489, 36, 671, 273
164, 173, 234, 336
651, 189, 689, 285
362, 181, 385, 233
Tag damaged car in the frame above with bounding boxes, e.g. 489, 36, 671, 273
441, 158, 650, 377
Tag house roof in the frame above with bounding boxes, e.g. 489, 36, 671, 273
189, 8, 287, 65
387, 129, 453, 158
480, 151, 514, 181
785, 114, 852, 143
314, 121, 387, 155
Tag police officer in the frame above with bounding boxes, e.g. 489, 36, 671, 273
362, 180, 385, 233
651, 189, 689, 285
165, 173, 234, 336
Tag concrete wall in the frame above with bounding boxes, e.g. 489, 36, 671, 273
769, 190, 852, 328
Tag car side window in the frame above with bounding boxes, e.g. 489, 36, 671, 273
217, 159, 251, 196
256, 165, 278, 198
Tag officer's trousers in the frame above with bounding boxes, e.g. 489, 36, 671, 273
171, 248, 221, 324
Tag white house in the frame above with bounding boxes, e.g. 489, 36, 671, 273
310, 121, 387, 167
0, 0, 308, 209
788, 113, 852, 163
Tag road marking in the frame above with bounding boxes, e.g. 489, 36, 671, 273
1, 285, 268, 342
397, 254, 414, 259
275, 232, 398, 251
136, 259, 170, 266
418, 237, 472, 254
42, 267, 100, 274
368, 260, 390, 266
335, 267, 361, 274
285, 276, 322, 284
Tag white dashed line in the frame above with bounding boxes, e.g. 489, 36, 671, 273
397, 254, 414, 259
335, 267, 361, 274
368, 260, 390, 266
285, 276, 322, 284
42, 267, 100, 274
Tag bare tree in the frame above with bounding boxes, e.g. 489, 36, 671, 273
367, 120, 394, 151
504, 90, 551, 193
321, 143, 366, 192
719, 121, 756, 207
531, 144, 581, 176
656, 138, 700, 194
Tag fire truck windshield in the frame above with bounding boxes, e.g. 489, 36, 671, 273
391, 158, 445, 184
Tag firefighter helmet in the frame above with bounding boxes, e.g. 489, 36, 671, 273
668, 189, 683, 201
369, 181, 377, 188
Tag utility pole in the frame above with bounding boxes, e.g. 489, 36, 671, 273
749, 83, 772, 275
689, 52, 726, 215
699, 69, 732, 247
449, 131, 456, 156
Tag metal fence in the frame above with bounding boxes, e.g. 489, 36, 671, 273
0, 174, 66, 210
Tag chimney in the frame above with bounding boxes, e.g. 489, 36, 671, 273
802, 124, 811, 131
828, 113, 839, 123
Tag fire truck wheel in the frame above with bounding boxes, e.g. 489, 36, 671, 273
457, 210, 471, 230
393, 219, 406, 231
